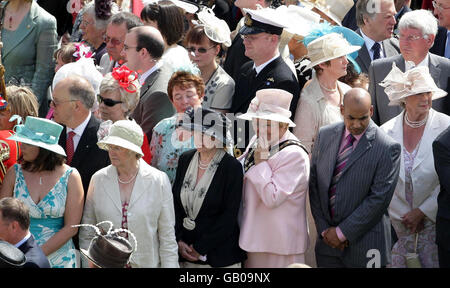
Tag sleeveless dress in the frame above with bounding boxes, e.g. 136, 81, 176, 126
14, 164, 77, 268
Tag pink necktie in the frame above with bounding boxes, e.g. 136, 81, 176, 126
66, 131, 76, 165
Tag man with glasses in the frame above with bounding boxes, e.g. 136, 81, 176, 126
230, 8, 299, 157
369, 9, 450, 125
431, 0, 450, 59
122, 26, 175, 142
354, 0, 400, 74
98, 12, 142, 76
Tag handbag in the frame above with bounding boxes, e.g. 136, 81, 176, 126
405, 233, 422, 268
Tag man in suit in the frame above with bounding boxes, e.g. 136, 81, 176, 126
393, 0, 411, 35
433, 126, 450, 267
309, 88, 401, 267
123, 26, 175, 142
354, 0, 400, 74
432, 0, 450, 58
0, 198, 50, 268
52, 75, 110, 195
98, 12, 142, 75
369, 9, 450, 125
231, 8, 299, 156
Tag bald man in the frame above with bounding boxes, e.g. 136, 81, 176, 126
122, 26, 175, 142
309, 88, 401, 268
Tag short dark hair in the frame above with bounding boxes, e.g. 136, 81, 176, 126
140, 1, 185, 46
133, 28, 165, 59
110, 11, 143, 30
0, 198, 30, 230
313, 60, 331, 75
21, 147, 65, 172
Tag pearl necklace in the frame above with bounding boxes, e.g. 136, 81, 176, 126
318, 81, 338, 92
404, 112, 428, 128
198, 158, 211, 170
118, 164, 139, 184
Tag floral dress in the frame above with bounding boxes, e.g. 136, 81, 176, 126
14, 164, 77, 268
150, 116, 195, 184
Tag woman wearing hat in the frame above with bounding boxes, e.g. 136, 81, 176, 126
80, 120, 179, 267
0, 117, 84, 268
380, 64, 450, 268
293, 26, 363, 153
150, 70, 204, 184
172, 107, 246, 268
97, 66, 152, 164
184, 8, 234, 113
238, 89, 310, 268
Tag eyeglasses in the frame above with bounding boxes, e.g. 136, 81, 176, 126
49, 99, 77, 107
432, 0, 450, 11
97, 95, 123, 107
186, 45, 215, 54
80, 19, 93, 27
398, 34, 425, 42
123, 44, 140, 51
103, 35, 124, 46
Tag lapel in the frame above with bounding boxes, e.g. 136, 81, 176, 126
428, 54, 441, 85
140, 68, 160, 99
105, 165, 123, 213
71, 115, 98, 167
324, 124, 345, 191
356, 29, 371, 73
412, 109, 438, 171
128, 159, 149, 210
341, 121, 376, 175
232, 63, 257, 112
3, 2, 38, 60
386, 111, 405, 181
382, 38, 398, 58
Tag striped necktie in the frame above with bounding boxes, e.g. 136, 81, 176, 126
329, 134, 355, 218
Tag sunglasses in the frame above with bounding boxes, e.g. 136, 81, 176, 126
97, 95, 123, 107
186, 45, 215, 54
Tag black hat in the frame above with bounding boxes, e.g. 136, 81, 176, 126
239, 8, 287, 36
0, 240, 26, 268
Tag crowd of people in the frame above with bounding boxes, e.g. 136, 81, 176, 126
0, 0, 449, 269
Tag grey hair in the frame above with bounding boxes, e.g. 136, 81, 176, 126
356, 0, 395, 27
67, 76, 96, 109
99, 73, 141, 116
83, 1, 119, 31
398, 9, 438, 37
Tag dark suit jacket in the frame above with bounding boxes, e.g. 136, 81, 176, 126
172, 150, 246, 267
431, 26, 448, 57
355, 29, 400, 74
433, 126, 450, 249
131, 65, 175, 142
223, 34, 251, 83
18, 235, 50, 268
369, 53, 450, 125
309, 121, 401, 267
58, 114, 110, 195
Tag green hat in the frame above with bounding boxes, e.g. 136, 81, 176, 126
8, 116, 66, 156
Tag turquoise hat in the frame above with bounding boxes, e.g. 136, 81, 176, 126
8, 116, 66, 156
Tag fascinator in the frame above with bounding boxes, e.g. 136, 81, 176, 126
192, 7, 232, 47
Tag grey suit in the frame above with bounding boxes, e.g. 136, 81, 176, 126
131, 65, 175, 142
355, 29, 400, 74
309, 121, 401, 267
369, 53, 450, 125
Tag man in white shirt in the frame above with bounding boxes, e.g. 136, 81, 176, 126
369, 9, 450, 125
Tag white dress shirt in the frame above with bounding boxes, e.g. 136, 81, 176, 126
139, 61, 163, 85
361, 30, 386, 61
67, 113, 91, 152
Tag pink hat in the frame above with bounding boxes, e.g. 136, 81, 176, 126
237, 89, 296, 127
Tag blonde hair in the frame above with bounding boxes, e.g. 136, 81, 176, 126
5, 85, 39, 119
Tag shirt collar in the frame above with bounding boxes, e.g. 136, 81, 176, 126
254, 53, 280, 75
360, 30, 384, 59
405, 53, 429, 71
139, 61, 162, 85
14, 232, 31, 248
344, 126, 367, 142
67, 113, 91, 136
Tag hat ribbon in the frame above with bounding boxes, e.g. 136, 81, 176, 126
14, 125, 58, 145
249, 97, 292, 119
112, 66, 138, 93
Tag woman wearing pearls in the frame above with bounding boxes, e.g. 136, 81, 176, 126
380, 64, 450, 268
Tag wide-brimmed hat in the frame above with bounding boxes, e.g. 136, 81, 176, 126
304, 32, 362, 71
237, 89, 296, 127
177, 107, 232, 146
300, 0, 354, 26
193, 7, 231, 47
276, 5, 321, 39
240, 7, 289, 36
0, 240, 26, 268
97, 119, 144, 156
379, 63, 448, 106
8, 116, 66, 156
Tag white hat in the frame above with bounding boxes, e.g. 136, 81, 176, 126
142, 0, 199, 14
97, 120, 144, 156
304, 32, 361, 71
240, 7, 290, 35
193, 7, 232, 47
379, 63, 448, 106
238, 89, 296, 127
300, 0, 354, 26
276, 5, 321, 38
